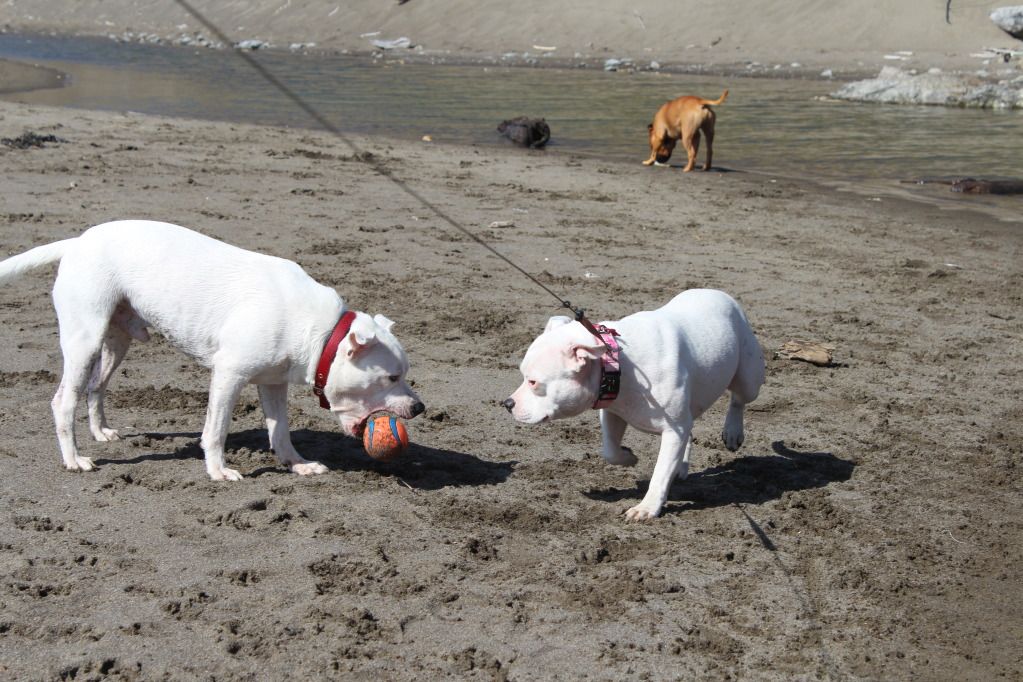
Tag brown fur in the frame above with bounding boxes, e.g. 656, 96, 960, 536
643, 90, 728, 172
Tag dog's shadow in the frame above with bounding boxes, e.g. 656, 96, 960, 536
583, 440, 854, 513
94, 428, 515, 490
651, 164, 738, 173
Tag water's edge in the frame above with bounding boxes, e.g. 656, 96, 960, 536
1, 33, 1019, 225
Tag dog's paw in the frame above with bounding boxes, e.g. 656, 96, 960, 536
291, 461, 328, 476
92, 427, 120, 442
67, 456, 96, 472
604, 446, 638, 467
624, 503, 660, 521
721, 426, 744, 452
208, 466, 243, 482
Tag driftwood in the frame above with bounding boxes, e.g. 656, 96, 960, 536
777, 340, 836, 367
905, 177, 1023, 195
950, 178, 1023, 195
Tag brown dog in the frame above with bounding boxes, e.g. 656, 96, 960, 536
643, 90, 728, 171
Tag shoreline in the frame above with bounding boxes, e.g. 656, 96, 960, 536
1, 28, 869, 82
2, 38, 1019, 229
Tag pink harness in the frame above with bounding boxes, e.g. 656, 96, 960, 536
591, 324, 621, 409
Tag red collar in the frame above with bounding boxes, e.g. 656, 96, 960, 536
591, 324, 621, 409
313, 310, 357, 409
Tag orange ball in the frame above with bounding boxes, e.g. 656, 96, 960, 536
362, 413, 409, 461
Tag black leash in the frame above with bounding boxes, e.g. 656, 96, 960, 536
170, 0, 599, 331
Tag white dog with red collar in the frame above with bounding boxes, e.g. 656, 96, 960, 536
503, 289, 765, 520
0, 220, 424, 480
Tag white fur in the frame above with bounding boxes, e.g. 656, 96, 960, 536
0, 220, 423, 480
506, 289, 765, 520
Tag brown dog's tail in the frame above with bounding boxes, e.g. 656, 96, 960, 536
702, 89, 729, 107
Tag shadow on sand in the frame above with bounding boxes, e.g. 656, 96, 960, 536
93, 427, 515, 490
582, 440, 855, 514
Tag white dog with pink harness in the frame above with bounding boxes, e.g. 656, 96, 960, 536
503, 289, 765, 520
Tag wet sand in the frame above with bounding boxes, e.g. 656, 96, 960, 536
0, 58, 64, 95
0, 100, 1020, 679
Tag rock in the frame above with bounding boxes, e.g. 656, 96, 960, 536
235, 39, 266, 50
990, 6, 1023, 41
497, 117, 550, 148
777, 340, 836, 367
832, 66, 1023, 109
371, 36, 411, 50
603, 57, 633, 72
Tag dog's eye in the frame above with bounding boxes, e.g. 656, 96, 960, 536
388, 375, 400, 383
527, 379, 537, 388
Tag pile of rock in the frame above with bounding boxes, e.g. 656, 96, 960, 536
832, 6, 1023, 109
832, 66, 1023, 108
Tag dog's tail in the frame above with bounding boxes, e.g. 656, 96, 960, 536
702, 89, 729, 107
0, 238, 75, 285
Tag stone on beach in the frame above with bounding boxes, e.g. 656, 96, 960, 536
991, 6, 1023, 41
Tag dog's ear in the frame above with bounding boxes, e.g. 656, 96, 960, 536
570, 342, 603, 363
345, 316, 378, 358
346, 330, 377, 358
544, 315, 574, 333
564, 326, 605, 368
373, 314, 395, 333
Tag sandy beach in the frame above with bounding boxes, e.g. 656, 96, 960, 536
0, 96, 1020, 679
1, 1, 1022, 680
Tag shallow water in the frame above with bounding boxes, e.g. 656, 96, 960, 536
1, 33, 1020, 222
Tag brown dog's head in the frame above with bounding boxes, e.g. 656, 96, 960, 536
647, 123, 676, 164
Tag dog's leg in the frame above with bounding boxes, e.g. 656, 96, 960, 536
87, 327, 131, 442
257, 383, 328, 476
682, 129, 701, 172
625, 422, 691, 521
676, 434, 693, 480
702, 118, 715, 171
52, 340, 103, 472
722, 335, 763, 451
599, 410, 637, 466
201, 368, 247, 481
721, 394, 746, 451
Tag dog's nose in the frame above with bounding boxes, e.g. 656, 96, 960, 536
501, 398, 515, 412
411, 401, 426, 417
